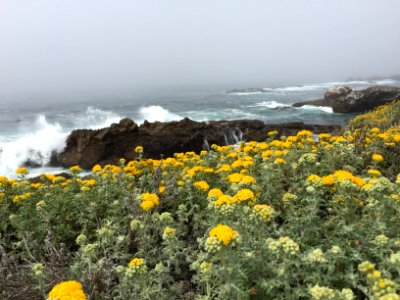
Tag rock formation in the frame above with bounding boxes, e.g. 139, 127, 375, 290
292, 85, 400, 113
55, 118, 341, 169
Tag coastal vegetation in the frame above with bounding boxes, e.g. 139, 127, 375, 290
2, 101, 400, 299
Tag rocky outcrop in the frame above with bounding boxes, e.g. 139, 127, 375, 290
292, 85, 400, 113
56, 118, 341, 169
324, 86, 352, 100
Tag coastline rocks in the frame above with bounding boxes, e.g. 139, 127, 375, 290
324, 86, 352, 100
293, 85, 400, 113
56, 118, 341, 169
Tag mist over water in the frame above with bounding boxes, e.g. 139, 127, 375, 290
1, 0, 400, 97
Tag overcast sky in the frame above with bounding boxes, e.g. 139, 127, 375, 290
0, 0, 399, 97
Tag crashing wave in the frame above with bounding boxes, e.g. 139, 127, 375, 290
296, 105, 334, 113
137, 105, 182, 123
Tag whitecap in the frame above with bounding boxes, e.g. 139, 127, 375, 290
229, 91, 263, 95
374, 79, 397, 85
138, 105, 182, 123
248, 101, 289, 108
296, 105, 334, 113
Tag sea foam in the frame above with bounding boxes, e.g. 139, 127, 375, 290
0, 115, 67, 177
296, 105, 334, 113
248, 101, 289, 109
138, 105, 182, 123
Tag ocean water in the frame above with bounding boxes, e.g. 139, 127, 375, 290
0, 79, 399, 178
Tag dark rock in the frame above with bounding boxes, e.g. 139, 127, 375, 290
293, 85, 400, 113
23, 159, 42, 168
49, 150, 62, 167
56, 118, 342, 169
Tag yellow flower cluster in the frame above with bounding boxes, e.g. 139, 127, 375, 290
349, 100, 400, 132
162, 227, 176, 240
15, 167, 29, 175
140, 193, 160, 211
208, 224, 238, 246
309, 170, 366, 188
358, 261, 399, 298
213, 195, 236, 207
193, 180, 210, 191
207, 188, 224, 199
69, 165, 82, 173
266, 236, 299, 256
309, 285, 354, 300
134, 145, 144, 153
128, 257, 145, 268
13, 192, 31, 203
48, 280, 86, 300
372, 154, 384, 162
234, 188, 256, 205
127, 257, 147, 275
252, 204, 276, 221
368, 169, 382, 177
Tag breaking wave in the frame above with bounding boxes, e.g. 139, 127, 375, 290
0, 107, 126, 178
296, 105, 334, 113
0, 115, 67, 177
248, 101, 289, 109
138, 105, 182, 123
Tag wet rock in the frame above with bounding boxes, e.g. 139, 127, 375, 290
55, 118, 341, 169
293, 85, 400, 113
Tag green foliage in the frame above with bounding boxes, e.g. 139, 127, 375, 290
1, 123, 400, 299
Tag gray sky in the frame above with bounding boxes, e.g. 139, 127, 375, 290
1, 0, 399, 97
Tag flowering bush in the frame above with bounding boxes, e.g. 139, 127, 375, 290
2, 104, 400, 298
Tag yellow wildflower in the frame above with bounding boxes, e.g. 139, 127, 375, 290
253, 204, 275, 221
127, 257, 147, 273
163, 227, 176, 239
134, 146, 143, 153
209, 224, 238, 246
297, 130, 313, 137
274, 158, 286, 164
16, 167, 28, 175
214, 195, 236, 206
193, 181, 210, 191
307, 174, 322, 184
92, 164, 102, 172
321, 175, 335, 186
226, 173, 243, 183
368, 169, 382, 176
128, 257, 144, 268
234, 189, 256, 204
69, 165, 82, 173
267, 130, 278, 137
208, 188, 224, 199
318, 133, 331, 140
31, 183, 42, 189
372, 154, 384, 162
48, 280, 86, 300
241, 175, 256, 185
140, 193, 160, 211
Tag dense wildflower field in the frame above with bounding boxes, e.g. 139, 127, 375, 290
2, 105, 400, 299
